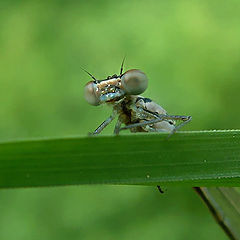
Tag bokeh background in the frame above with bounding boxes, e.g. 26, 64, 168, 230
1, 0, 240, 239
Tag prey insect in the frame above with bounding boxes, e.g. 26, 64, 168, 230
84, 60, 192, 136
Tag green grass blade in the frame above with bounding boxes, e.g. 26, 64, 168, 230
197, 187, 240, 240
0, 130, 240, 188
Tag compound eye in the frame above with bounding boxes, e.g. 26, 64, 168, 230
84, 81, 100, 106
121, 69, 148, 95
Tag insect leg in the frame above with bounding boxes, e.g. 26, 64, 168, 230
119, 116, 165, 131
114, 118, 123, 135
89, 115, 116, 135
158, 115, 191, 122
175, 115, 192, 130
167, 115, 192, 137
119, 115, 191, 133
157, 185, 164, 193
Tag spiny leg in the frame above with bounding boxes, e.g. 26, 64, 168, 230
89, 115, 115, 135
158, 115, 191, 122
168, 115, 192, 137
119, 116, 165, 132
114, 118, 123, 135
118, 115, 191, 133
174, 115, 192, 131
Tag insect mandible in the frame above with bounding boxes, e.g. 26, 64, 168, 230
84, 60, 192, 136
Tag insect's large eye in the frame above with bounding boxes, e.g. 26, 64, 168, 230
121, 69, 148, 95
84, 81, 100, 106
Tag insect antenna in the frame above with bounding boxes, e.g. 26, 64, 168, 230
119, 56, 126, 75
80, 66, 97, 82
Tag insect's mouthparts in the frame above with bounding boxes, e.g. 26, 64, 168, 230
99, 89, 125, 103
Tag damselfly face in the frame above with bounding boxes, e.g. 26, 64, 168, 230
84, 69, 148, 106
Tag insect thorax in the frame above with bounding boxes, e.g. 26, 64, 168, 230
112, 95, 169, 132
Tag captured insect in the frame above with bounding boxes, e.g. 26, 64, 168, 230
84, 59, 192, 135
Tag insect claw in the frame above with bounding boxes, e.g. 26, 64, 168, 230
157, 186, 164, 193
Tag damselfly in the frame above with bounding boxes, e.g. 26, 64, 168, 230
83, 60, 239, 240
84, 60, 191, 135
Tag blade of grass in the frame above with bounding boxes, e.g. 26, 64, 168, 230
0, 130, 240, 188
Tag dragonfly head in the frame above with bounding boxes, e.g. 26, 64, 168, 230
84, 69, 148, 106
84, 76, 125, 106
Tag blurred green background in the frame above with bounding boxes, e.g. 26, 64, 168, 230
1, 0, 240, 239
